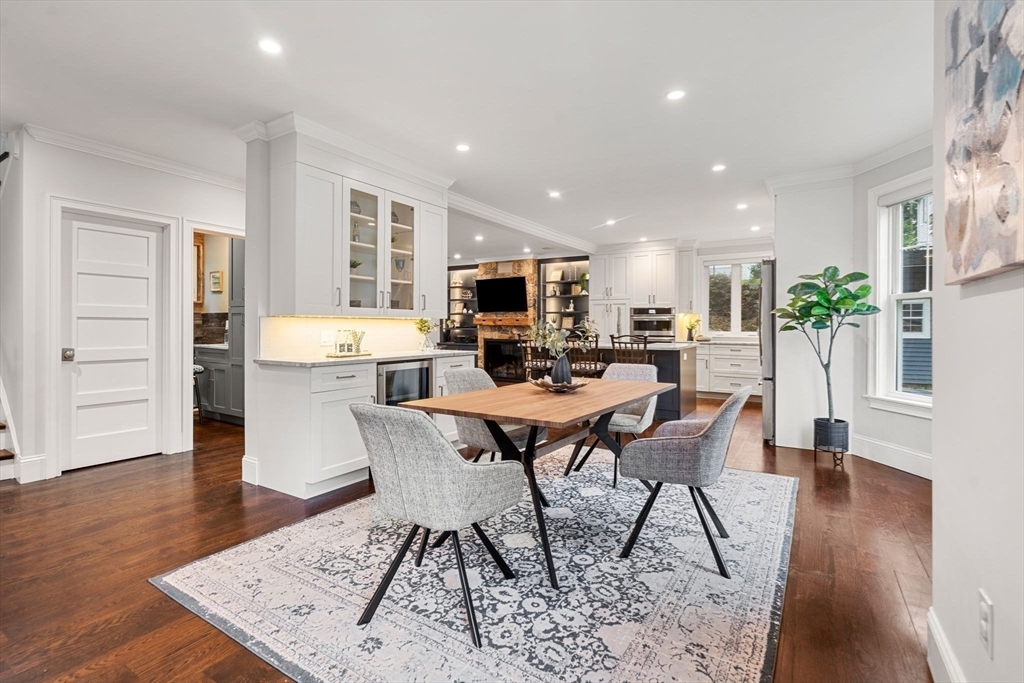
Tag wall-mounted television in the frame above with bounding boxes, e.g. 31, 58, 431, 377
477, 276, 528, 313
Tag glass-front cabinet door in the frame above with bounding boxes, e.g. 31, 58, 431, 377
385, 193, 418, 316
343, 180, 385, 315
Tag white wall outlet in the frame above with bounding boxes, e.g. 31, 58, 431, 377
320, 331, 333, 346
979, 589, 994, 660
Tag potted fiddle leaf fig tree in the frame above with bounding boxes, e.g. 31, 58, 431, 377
772, 266, 880, 458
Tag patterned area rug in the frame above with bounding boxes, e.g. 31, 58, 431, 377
152, 448, 797, 683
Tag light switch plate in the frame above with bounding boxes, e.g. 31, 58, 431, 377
979, 589, 994, 660
320, 331, 333, 346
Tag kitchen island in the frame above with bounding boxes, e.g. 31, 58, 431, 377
597, 341, 698, 421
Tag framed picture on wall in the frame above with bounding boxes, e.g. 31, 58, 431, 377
210, 270, 224, 293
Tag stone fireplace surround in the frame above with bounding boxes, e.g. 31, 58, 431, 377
474, 259, 538, 374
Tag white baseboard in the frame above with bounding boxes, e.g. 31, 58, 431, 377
15, 454, 47, 484
928, 607, 966, 683
0, 460, 13, 481
241, 454, 259, 485
851, 434, 932, 480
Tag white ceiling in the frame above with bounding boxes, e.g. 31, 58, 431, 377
448, 209, 575, 264
1, 1, 933, 245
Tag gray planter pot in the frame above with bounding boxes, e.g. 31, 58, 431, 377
813, 418, 849, 465
550, 354, 572, 385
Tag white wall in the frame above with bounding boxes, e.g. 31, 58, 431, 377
4, 129, 244, 480
773, 180, 855, 449
0, 132, 26, 455
928, 3, 1024, 681
200, 232, 230, 313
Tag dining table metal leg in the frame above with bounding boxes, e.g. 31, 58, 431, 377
484, 420, 559, 589
591, 411, 654, 492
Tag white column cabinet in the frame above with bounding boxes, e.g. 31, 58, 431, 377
418, 204, 448, 320
631, 249, 676, 306
590, 254, 629, 300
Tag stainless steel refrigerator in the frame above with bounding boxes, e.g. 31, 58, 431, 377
760, 259, 776, 443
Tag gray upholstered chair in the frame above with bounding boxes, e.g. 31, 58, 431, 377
350, 403, 525, 647
566, 362, 658, 487
617, 387, 752, 578
445, 367, 548, 463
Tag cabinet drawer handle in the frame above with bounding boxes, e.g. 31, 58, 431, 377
730, 349, 743, 352
730, 363, 742, 367
335, 374, 356, 380
422, 294, 426, 310
730, 382, 742, 387
450, 364, 464, 368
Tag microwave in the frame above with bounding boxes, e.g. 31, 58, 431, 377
629, 307, 676, 341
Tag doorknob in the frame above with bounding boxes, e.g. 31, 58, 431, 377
62, 347, 76, 361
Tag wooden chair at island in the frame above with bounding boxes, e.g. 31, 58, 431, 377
517, 335, 553, 381
566, 333, 607, 378
609, 334, 650, 364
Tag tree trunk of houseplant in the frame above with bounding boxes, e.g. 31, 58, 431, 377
551, 354, 572, 385
813, 362, 848, 452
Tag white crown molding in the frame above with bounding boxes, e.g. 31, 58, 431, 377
763, 130, 932, 198
694, 235, 776, 251
233, 121, 268, 143
23, 124, 245, 192
248, 112, 456, 191
448, 192, 599, 255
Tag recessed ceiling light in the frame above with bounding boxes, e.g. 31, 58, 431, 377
548, 191, 561, 198
456, 144, 470, 152
453, 253, 461, 259
712, 164, 726, 172
639, 237, 648, 242
736, 203, 748, 210
475, 235, 483, 241
606, 219, 616, 226
523, 247, 531, 253
258, 38, 282, 54
751, 226, 761, 231
665, 90, 686, 100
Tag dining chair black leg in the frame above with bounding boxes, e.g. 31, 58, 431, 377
414, 528, 431, 567
572, 439, 598, 472
563, 439, 586, 476
689, 487, 731, 578
620, 482, 662, 558
358, 524, 420, 625
193, 379, 203, 425
451, 530, 483, 647
431, 530, 451, 548
537, 486, 550, 508
471, 448, 485, 463
694, 487, 729, 538
471, 522, 515, 579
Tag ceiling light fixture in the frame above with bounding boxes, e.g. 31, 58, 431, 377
453, 253, 461, 259
258, 38, 282, 54
665, 90, 686, 100
751, 226, 761, 231
523, 248, 531, 253
548, 191, 561, 198
639, 237, 648, 242
736, 203, 748, 210
606, 219, 616, 226
475, 235, 483, 241
456, 144, 470, 152
712, 164, 726, 172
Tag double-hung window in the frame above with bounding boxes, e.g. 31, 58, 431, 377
871, 174, 933, 415
701, 256, 769, 336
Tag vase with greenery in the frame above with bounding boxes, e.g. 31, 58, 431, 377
772, 266, 880, 454
680, 313, 702, 341
527, 317, 599, 385
415, 318, 439, 351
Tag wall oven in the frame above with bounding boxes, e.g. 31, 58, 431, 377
629, 307, 676, 342
377, 360, 432, 406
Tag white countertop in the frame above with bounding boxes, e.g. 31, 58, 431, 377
596, 341, 698, 351
254, 349, 477, 368
194, 343, 229, 350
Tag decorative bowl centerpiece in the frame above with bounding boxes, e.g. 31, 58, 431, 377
529, 377, 589, 394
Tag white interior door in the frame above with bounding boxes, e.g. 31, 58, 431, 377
66, 219, 162, 469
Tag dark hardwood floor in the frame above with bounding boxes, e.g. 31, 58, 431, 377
0, 401, 932, 682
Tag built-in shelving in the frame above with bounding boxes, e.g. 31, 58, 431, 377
538, 257, 590, 330
444, 266, 479, 345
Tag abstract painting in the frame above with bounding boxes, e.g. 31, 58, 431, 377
944, 0, 1024, 284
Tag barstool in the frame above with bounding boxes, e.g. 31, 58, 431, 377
193, 364, 205, 424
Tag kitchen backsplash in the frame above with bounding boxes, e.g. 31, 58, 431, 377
195, 312, 228, 344
259, 317, 432, 360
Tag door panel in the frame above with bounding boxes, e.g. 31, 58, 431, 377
418, 204, 447, 319
229, 238, 245, 306
609, 254, 629, 299
653, 250, 676, 306
295, 166, 343, 315
69, 220, 159, 469
343, 179, 385, 315
309, 387, 373, 483
589, 256, 608, 300
631, 252, 653, 305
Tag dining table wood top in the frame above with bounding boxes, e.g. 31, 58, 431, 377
401, 379, 676, 429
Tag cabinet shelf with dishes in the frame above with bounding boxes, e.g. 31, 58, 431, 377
538, 257, 590, 330
444, 266, 479, 345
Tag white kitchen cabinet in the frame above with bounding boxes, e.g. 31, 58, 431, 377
589, 254, 629, 300
418, 204, 448, 320
593, 299, 629, 338
696, 345, 710, 391
310, 384, 373, 484
631, 249, 676, 306
706, 342, 761, 396
433, 354, 474, 442
270, 163, 446, 319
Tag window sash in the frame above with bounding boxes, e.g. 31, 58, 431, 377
702, 261, 762, 335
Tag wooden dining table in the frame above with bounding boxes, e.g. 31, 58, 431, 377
401, 378, 676, 588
